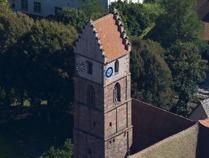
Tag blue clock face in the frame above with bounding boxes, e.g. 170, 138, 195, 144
105, 67, 113, 78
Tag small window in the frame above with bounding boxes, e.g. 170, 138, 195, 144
54, 7, 62, 15
87, 61, 93, 74
93, 121, 96, 128
21, 0, 28, 11
115, 60, 119, 73
88, 149, 92, 155
109, 122, 112, 127
11, 3, 15, 9
113, 83, 121, 103
34, 2, 41, 13
87, 85, 95, 107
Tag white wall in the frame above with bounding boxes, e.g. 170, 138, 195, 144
9, 0, 81, 16
9, 0, 144, 17
108, 0, 144, 6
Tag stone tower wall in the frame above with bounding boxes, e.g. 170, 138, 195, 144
74, 13, 132, 158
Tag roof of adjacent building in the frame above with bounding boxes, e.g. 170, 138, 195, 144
130, 124, 199, 158
131, 99, 209, 158
92, 11, 131, 62
189, 98, 209, 121
131, 99, 195, 153
200, 98, 209, 116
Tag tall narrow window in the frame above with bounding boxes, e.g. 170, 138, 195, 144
54, 7, 62, 15
11, 3, 16, 9
87, 61, 93, 74
115, 60, 119, 73
34, 2, 41, 13
87, 85, 95, 107
21, 0, 28, 11
113, 83, 121, 103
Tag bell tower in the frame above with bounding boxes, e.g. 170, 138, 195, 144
73, 10, 133, 158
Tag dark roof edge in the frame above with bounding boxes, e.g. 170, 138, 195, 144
132, 98, 195, 123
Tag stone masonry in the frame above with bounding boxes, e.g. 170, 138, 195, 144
73, 10, 133, 158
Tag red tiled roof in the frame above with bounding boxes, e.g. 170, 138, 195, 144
93, 14, 129, 62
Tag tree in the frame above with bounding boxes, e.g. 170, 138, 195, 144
53, 0, 105, 32
54, 8, 88, 31
0, 12, 34, 53
147, 0, 202, 47
131, 39, 173, 109
110, 0, 163, 37
0, 0, 9, 15
167, 41, 208, 115
39, 139, 73, 158
0, 11, 34, 106
12, 19, 77, 108
81, 0, 105, 19
0, 11, 77, 108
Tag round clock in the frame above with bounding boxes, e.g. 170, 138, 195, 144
105, 67, 113, 78
76, 62, 86, 73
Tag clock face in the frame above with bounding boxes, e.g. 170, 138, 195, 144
76, 62, 86, 73
105, 67, 113, 78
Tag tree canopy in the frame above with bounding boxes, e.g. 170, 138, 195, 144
131, 39, 173, 109
0, 0, 9, 15
39, 139, 73, 158
110, 0, 163, 38
54, 8, 88, 31
0, 9, 78, 109
53, 0, 106, 32
167, 41, 207, 115
0, 12, 34, 52
147, 0, 203, 47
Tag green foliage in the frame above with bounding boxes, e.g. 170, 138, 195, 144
144, 0, 161, 3
39, 139, 73, 158
0, 0, 9, 15
54, 8, 88, 31
14, 20, 77, 107
148, 0, 203, 47
167, 41, 208, 115
131, 39, 173, 109
0, 11, 78, 109
22, 19, 77, 50
0, 12, 34, 52
81, 0, 105, 19
110, 0, 163, 37
54, 0, 105, 31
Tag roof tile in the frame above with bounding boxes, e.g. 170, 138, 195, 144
93, 14, 129, 62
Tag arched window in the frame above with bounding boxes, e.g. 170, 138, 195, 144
115, 60, 119, 73
87, 85, 95, 107
113, 83, 121, 103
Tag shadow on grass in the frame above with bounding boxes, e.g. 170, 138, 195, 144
0, 108, 73, 158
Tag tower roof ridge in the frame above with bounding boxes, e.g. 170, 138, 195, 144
89, 20, 106, 59
92, 12, 131, 63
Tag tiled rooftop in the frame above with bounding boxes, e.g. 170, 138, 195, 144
93, 14, 129, 62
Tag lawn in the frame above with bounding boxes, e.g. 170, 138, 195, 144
0, 110, 73, 158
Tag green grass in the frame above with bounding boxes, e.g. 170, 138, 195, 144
0, 111, 73, 158
0, 134, 30, 158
